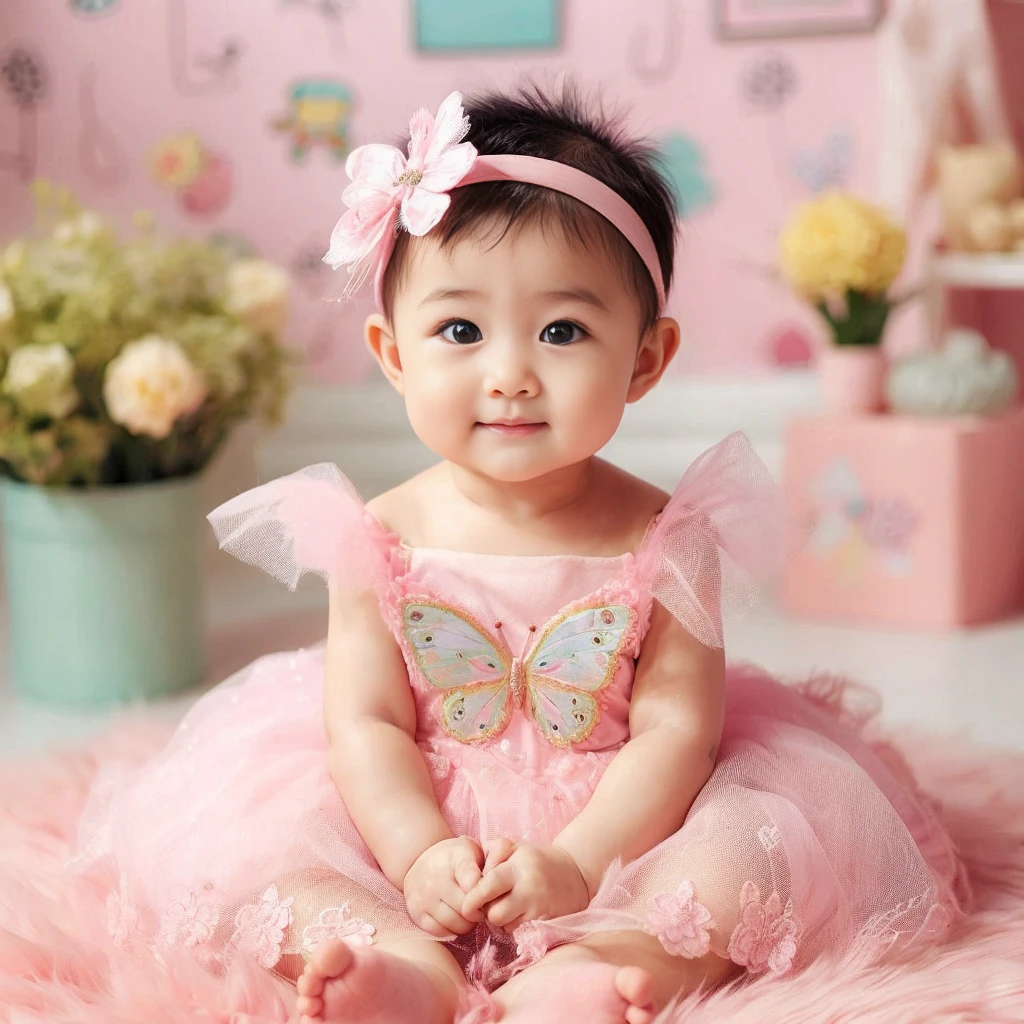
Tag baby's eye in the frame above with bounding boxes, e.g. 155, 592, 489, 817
439, 320, 483, 345
541, 321, 586, 346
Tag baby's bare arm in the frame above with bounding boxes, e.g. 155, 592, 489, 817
323, 578, 462, 891
553, 601, 726, 897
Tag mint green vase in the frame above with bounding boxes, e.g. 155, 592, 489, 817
1, 475, 205, 707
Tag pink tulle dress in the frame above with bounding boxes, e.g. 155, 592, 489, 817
78, 434, 966, 987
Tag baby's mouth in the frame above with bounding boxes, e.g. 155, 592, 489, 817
477, 420, 547, 437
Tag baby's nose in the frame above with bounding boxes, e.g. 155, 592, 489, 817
484, 344, 540, 398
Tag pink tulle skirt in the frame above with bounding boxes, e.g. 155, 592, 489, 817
76, 646, 967, 985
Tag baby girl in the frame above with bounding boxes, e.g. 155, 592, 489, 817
82, 84, 964, 1024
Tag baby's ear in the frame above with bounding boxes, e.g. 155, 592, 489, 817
365, 313, 404, 394
627, 316, 680, 403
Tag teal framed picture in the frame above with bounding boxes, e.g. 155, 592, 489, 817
415, 0, 561, 51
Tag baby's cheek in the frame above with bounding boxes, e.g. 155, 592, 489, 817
404, 388, 469, 458
561, 381, 626, 453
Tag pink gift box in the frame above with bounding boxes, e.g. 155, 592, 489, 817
783, 409, 1024, 630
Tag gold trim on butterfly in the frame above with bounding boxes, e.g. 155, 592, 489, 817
529, 601, 636, 694
401, 595, 636, 749
402, 597, 514, 744
526, 600, 637, 747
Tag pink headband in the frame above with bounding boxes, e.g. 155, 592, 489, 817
323, 91, 666, 312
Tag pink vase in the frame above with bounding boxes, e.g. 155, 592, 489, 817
818, 347, 887, 415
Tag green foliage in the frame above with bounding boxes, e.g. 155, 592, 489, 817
0, 183, 298, 486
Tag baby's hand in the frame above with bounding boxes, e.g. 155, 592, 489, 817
403, 837, 485, 938
481, 836, 516, 873
461, 843, 591, 932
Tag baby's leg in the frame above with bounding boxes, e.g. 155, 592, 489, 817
272, 870, 466, 1024
296, 937, 465, 1024
494, 930, 740, 1024
494, 793, 768, 1022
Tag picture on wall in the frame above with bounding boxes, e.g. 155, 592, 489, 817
415, 0, 561, 51
715, 0, 883, 41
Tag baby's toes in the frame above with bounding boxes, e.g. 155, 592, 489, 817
310, 937, 356, 978
616, 966, 655, 1024
294, 993, 323, 1021
625, 1006, 656, 1024
297, 969, 324, 997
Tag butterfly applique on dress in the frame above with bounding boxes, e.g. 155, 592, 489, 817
401, 599, 637, 749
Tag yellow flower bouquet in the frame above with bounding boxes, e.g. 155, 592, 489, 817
0, 183, 295, 486
780, 192, 908, 347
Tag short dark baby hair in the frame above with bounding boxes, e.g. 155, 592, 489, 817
380, 82, 678, 332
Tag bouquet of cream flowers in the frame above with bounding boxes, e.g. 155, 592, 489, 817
0, 183, 295, 486
779, 192, 909, 347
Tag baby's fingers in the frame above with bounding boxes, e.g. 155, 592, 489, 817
462, 862, 516, 918
454, 854, 483, 893
483, 837, 515, 872
432, 898, 478, 936
484, 893, 524, 930
415, 911, 456, 939
451, 837, 485, 894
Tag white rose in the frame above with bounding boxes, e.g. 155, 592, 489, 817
2, 343, 79, 420
53, 209, 108, 245
76, 211, 105, 240
103, 335, 207, 439
225, 259, 290, 334
0, 281, 14, 327
54, 212, 107, 246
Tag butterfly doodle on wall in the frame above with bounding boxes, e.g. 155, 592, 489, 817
403, 600, 635, 748
739, 52, 858, 204
793, 131, 853, 194
166, 0, 243, 97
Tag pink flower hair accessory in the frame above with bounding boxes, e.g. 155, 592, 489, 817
323, 91, 668, 312
323, 91, 478, 301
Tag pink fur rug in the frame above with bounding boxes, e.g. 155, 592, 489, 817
1, 718, 1023, 1023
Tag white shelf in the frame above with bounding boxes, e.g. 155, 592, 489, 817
932, 252, 1024, 290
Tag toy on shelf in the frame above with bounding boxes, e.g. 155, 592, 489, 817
885, 328, 1018, 417
926, 147, 1024, 376
936, 141, 1024, 253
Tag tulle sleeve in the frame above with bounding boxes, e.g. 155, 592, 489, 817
206, 463, 386, 592
636, 432, 785, 648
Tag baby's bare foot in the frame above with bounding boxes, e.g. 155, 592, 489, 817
498, 960, 656, 1024
295, 940, 457, 1024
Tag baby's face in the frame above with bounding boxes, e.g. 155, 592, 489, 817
376, 220, 655, 483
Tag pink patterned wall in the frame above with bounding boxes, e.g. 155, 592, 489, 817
0, 1, 885, 381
